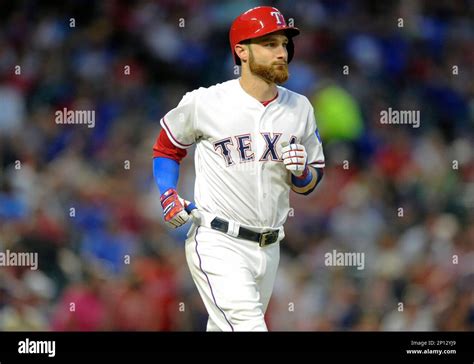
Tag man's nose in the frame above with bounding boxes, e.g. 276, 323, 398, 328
276, 45, 288, 61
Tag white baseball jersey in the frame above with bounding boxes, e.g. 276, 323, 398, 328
160, 78, 325, 229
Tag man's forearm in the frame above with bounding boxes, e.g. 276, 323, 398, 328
153, 157, 180, 194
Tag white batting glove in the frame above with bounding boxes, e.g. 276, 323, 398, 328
281, 142, 308, 177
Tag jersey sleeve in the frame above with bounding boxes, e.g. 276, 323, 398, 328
160, 90, 198, 149
303, 103, 325, 168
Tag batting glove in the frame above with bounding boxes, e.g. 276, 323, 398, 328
281, 142, 308, 177
160, 188, 196, 228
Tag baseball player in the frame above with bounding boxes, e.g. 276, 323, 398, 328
153, 6, 325, 331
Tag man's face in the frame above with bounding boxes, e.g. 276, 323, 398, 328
247, 32, 289, 85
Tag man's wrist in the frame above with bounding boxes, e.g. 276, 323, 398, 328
294, 165, 310, 180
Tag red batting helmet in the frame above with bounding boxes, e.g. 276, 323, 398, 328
229, 6, 300, 65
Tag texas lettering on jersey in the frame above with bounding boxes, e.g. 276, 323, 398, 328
160, 79, 325, 228
214, 133, 298, 166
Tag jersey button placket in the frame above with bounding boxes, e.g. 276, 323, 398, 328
259, 109, 270, 226
255, 109, 266, 224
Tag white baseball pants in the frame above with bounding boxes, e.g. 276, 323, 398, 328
185, 224, 280, 331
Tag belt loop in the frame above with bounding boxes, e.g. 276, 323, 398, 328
227, 220, 240, 238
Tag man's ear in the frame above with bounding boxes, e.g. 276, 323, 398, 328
235, 44, 249, 63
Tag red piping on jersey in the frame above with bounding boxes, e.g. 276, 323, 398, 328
310, 160, 325, 167
161, 117, 193, 148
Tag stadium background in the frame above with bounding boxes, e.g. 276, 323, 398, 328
0, 0, 472, 331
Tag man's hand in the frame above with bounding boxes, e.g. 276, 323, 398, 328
160, 188, 196, 228
281, 142, 308, 177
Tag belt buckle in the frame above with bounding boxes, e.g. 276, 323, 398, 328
259, 231, 277, 247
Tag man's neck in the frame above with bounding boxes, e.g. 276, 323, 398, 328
239, 74, 278, 102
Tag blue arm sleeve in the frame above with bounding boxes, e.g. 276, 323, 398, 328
153, 157, 179, 195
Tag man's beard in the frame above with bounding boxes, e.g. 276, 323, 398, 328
249, 53, 289, 85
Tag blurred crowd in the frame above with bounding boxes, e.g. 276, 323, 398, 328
0, 0, 473, 331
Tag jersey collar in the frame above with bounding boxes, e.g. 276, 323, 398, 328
234, 78, 281, 109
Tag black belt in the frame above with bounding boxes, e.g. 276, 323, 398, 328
210, 218, 279, 247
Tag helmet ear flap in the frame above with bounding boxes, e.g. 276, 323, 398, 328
287, 38, 295, 63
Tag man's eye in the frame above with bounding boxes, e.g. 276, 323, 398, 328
266, 43, 275, 47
